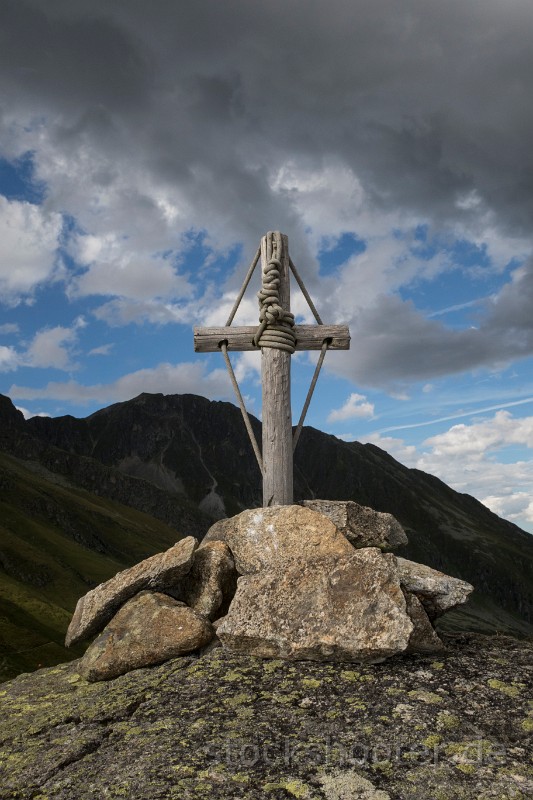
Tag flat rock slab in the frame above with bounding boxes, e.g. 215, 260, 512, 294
169, 540, 237, 620
397, 557, 474, 619
2, 634, 532, 800
201, 505, 354, 574
66, 536, 198, 646
217, 548, 414, 662
301, 499, 408, 550
79, 590, 214, 681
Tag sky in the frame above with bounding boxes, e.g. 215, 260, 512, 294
1, 1, 533, 533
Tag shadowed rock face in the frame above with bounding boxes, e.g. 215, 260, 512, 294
169, 540, 236, 621
78, 591, 214, 681
0, 634, 531, 799
404, 592, 447, 653
301, 499, 408, 550
397, 558, 474, 620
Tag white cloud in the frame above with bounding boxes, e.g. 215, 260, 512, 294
24, 324, 80, 370
234, 351, 262, 383
0, 319, 86, 373
423, 411, 533, 458
70, 245, 193, 302
88, 343, 113, 356
270, 160, 366, 249
360, 433, 418, 465
0, 345, 19, 372
0, 323, 19, 334
481, 492, 533, 524
363, 412, 533, 533
9, 361, 232, 405
93, 298, 187, 327
327, 393, 375, 423
0, 197, 62, 301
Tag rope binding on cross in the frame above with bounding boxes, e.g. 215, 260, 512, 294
252, 247, 296, 353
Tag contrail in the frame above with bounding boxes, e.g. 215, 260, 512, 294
378, 396, 533, 434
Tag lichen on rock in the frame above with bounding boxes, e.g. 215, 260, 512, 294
78, 590, 214, 681
0, 633, 531, 799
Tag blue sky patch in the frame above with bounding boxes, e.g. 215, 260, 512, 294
318, 232, 366, 275
0, 152, 46, 204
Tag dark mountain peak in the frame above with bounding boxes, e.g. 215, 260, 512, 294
0, 394, 25, 433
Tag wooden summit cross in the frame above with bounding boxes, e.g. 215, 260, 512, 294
194, 231, 350, 507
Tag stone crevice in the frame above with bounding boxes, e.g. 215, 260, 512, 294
29, 725, 112, 794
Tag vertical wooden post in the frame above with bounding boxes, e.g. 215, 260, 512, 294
261, 231, 293, 506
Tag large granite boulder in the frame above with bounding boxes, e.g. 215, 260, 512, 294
169, 540, 237, 620
301, 499, 408, 550
66, 536, 198, 646
397, 557, 474, 619
216, 548, 414, 662
201, 505, 354, 574
63, 502, 473, 677
79, 590, 214, 681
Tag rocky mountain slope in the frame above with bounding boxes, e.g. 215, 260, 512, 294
1, 634, 532, 799
24, 392, 533, 636
0, 448, 197, 683
1, 391, 532, 681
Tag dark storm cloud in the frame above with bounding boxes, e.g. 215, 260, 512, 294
3, 0, 533, 233
3, 0, 533, 387
0, 0, 150, 113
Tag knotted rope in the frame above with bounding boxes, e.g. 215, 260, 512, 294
253, 246, 296, 353
217, 233, 333, 470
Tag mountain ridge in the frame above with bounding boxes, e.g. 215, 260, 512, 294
0, 391, 532, 681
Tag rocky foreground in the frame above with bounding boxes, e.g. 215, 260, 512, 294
1, 634, 532, 799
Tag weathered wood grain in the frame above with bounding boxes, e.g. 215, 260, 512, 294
261, 232, 293, 506
194, 324, 350, 352
193, 230, 351, 508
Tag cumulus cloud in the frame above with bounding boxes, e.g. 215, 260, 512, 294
23, 317, 86, 371
423, 410, 533, 457
8, 361, 232, 405
361, 411, 533, 533
0, 196, 62, 301
0, 318, 87, 372
69, 231, 194, 302
24, 325, 80, 370
327, 393, 375, 422
0, 345, 19, 372
323, 257, 533, 391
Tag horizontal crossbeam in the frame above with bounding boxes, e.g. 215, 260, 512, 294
194, 324, 350, 353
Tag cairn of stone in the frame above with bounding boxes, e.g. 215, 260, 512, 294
65, 501, 473, 681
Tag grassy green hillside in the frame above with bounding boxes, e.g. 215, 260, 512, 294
0, 452, 186, 682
